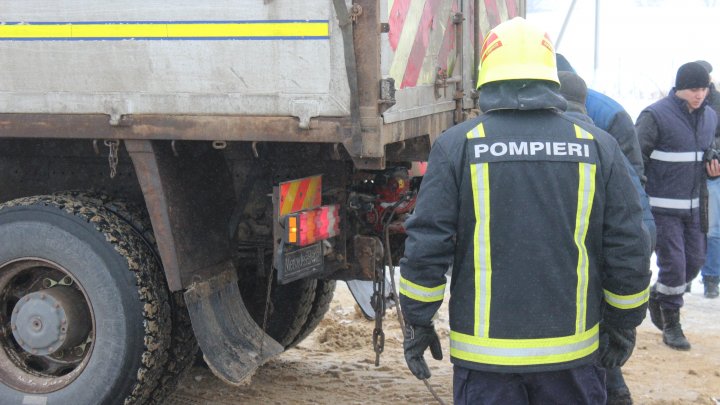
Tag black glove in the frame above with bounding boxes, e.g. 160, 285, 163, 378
599, 325, 636, 369
403, 323, 443, 379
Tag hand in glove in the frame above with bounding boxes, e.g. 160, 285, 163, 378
403, 323, 443, 379
599, 325, 636, 369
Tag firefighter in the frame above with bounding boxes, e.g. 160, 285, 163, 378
399, 17, 651, 404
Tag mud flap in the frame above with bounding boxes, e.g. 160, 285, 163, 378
184, 266, 283, 386
346, 270, 397, 320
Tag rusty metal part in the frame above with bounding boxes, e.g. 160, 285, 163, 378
0, 107, 441, 170
0, 258, 94, 394
349, 4, 363, 21
0, 114, 348, 142
353, 235, 383, 281
184, 267, 283, 386
378, 78, 396, 111
125, 139, 236, 291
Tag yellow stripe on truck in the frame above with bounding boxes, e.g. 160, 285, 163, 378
0, 21, 329, 40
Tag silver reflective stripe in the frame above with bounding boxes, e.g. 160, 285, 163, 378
604, 289, 650, 309
450, 335, 596, 358
398, 277, 445, 302
650, 150, 703, 162
656, 282, 687, 295
649, 197, 699, 209
23, 397, 48, 405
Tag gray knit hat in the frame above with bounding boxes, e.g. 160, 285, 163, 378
675, 62, 710, 90
558, 71, 588, 114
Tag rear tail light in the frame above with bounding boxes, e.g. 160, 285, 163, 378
284, 204, 340, 246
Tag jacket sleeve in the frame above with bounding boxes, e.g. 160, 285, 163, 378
601, 144, 652, 329
399, 139, 458, 327
635, 110, 660, 171
609, 111, 645, 184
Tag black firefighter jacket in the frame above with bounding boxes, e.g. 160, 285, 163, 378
399, 80, 651, 374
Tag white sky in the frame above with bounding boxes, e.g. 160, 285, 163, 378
526, 0, 720, 119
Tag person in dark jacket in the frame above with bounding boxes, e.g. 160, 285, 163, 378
695, 60, 720, 138
558, 65, 656, 405
556, 54, 645, 182
399, 17, 651, 405
637, 62, 720, 351
696, 60, 720, 298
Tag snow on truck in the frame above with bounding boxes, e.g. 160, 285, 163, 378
0, 1, 523, 403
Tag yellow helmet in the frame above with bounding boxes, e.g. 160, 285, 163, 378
477, 17, 559, 89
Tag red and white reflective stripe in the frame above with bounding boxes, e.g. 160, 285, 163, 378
278, 175, 322, 217
478, 0, 522, 48
388, 0, 522, 89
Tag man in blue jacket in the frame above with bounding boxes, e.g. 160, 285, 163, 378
696, 60, 720, 299
636, 62, 720, 351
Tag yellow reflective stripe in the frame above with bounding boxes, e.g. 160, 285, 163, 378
281, 180, 302, 216
466, 123, 491, 337
450, 324, 599, 366
604, 287, 650, 310
0, 21, 329, 40
399, 276, 446, 303
304, 175, 323, 211
573, 125, 595, 334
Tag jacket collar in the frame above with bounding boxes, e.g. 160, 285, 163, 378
478, 80, 567, 113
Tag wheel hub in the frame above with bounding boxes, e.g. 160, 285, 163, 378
11, 286, 90, 356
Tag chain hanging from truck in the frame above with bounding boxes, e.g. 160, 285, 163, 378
104, 140, 120, 179
380, 191, 447, 405
371, 259, 386, 366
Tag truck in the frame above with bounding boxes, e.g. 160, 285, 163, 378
0, 1, 523, 403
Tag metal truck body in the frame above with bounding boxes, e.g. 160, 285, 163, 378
0, 1, 523, 403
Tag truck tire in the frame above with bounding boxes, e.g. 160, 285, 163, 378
287, 279, 336, 348
238, 252, 317, 349
0, 195, 171, 405
261, 278, 318, 348
54, 191, 198, 402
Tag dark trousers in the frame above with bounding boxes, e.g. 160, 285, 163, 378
654, 212, 706, 309
605, 366, 627, 391
453, 364, 606, 405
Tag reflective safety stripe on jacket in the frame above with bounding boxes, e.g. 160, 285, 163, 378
648, 150, 703, 210
399, 277, 445, 303
643, 95, 715, 216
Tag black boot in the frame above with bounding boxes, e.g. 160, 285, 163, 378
606, 367, 633, 405
703, 276, 719, 298
661, 308, 691, 351
647, 284, 662, 331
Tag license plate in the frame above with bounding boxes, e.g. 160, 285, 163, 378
277, 242, 324, 284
